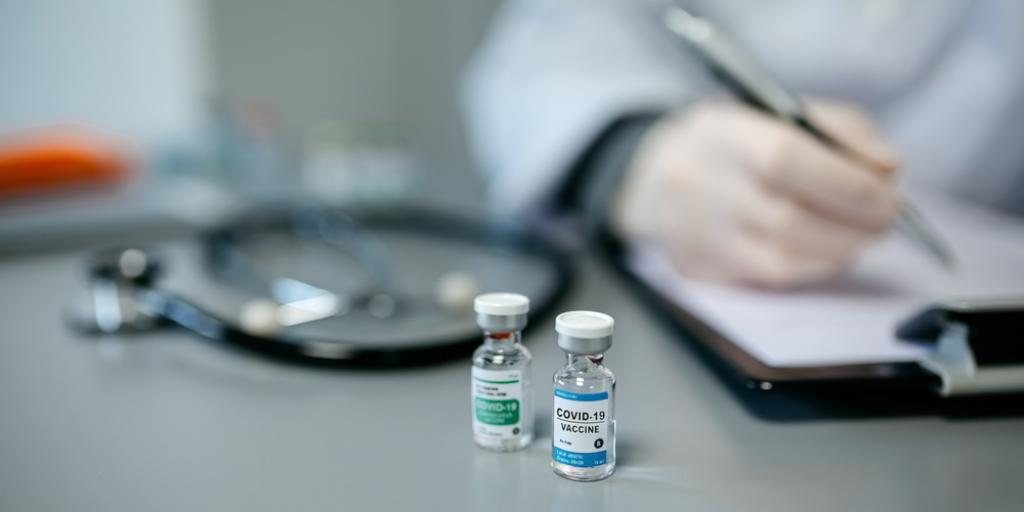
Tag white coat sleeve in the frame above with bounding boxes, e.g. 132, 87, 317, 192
461, 0, 706, 218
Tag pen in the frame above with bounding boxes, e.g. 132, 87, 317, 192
663, 6, 956, 269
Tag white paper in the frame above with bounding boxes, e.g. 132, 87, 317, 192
627, 190, 1024, 368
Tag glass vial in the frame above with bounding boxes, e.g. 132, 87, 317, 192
551, 311, 616, 481
471, 293, 534, 451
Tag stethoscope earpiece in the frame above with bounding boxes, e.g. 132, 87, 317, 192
434, 271, 479, 314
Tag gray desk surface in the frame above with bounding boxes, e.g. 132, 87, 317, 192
1, 245, 1022, 511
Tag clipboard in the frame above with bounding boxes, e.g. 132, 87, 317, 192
609, 248, 938, 393
602, 190, 1024, 416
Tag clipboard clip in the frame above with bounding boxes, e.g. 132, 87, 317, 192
897, 298, 1024, 397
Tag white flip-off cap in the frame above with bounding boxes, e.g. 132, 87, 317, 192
474, 293, 530, 315
556, 311, 614, 354
474, 293, 530, 332
556, 311, 614, 338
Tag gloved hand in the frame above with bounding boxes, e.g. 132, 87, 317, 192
611, 100, 901, 288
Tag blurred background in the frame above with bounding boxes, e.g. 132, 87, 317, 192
0, 0, 503, 251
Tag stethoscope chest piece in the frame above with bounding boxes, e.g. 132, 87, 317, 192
67, 247, 166, 335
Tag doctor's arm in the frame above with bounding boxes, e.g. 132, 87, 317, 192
461, 0, 695, 218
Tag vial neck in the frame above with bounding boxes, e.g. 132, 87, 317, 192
484, 331, 522, 348
566, 353, 604, 368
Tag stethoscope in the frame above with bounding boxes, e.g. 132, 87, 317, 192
67, 206, 573, 367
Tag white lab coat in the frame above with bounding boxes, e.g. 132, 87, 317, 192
461, 0, 1024, 217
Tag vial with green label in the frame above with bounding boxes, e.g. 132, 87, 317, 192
471, 293, 534, 451
551, 311, 616, 481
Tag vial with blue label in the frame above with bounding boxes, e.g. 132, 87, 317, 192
551, 311, 616, 481
471, 293, 534, 451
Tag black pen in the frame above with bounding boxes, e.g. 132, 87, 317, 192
663, 6, 956, 269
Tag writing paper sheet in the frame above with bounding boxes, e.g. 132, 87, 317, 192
627, 190, 1024, 368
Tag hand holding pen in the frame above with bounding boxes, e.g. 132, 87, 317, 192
661, 7, 955, 270
612, 99, 905, 288
609, 7, 955, 288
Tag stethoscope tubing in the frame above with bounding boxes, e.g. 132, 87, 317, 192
94, 206, 575, 368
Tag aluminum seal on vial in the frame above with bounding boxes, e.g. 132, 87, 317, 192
474, 293, 530, 332
555, 311, 614, 354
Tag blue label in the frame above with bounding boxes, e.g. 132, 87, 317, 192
553, 447, 607, 467
554, 389, 608, 401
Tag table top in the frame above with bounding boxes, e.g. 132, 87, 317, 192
1, 244, 1022, 511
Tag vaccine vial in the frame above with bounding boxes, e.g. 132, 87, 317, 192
471, 293, 534, 451
551, 311, 616, 481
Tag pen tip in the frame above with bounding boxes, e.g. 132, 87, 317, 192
938, 250, 958, 273
894, 204, 958, 273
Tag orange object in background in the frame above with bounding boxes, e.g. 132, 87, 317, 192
0, 130, 135, 199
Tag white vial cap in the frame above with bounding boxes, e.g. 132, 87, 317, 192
556, 311, 614, 354
474, 293, 530, 316
556, 311, 614, 338
475, 293, 530, 332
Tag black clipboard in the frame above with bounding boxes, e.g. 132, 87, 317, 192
601, 239, 1024, 420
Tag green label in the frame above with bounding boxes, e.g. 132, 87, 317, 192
474, 397, 520, 426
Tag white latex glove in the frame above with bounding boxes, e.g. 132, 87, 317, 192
612, 100, 902, 289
